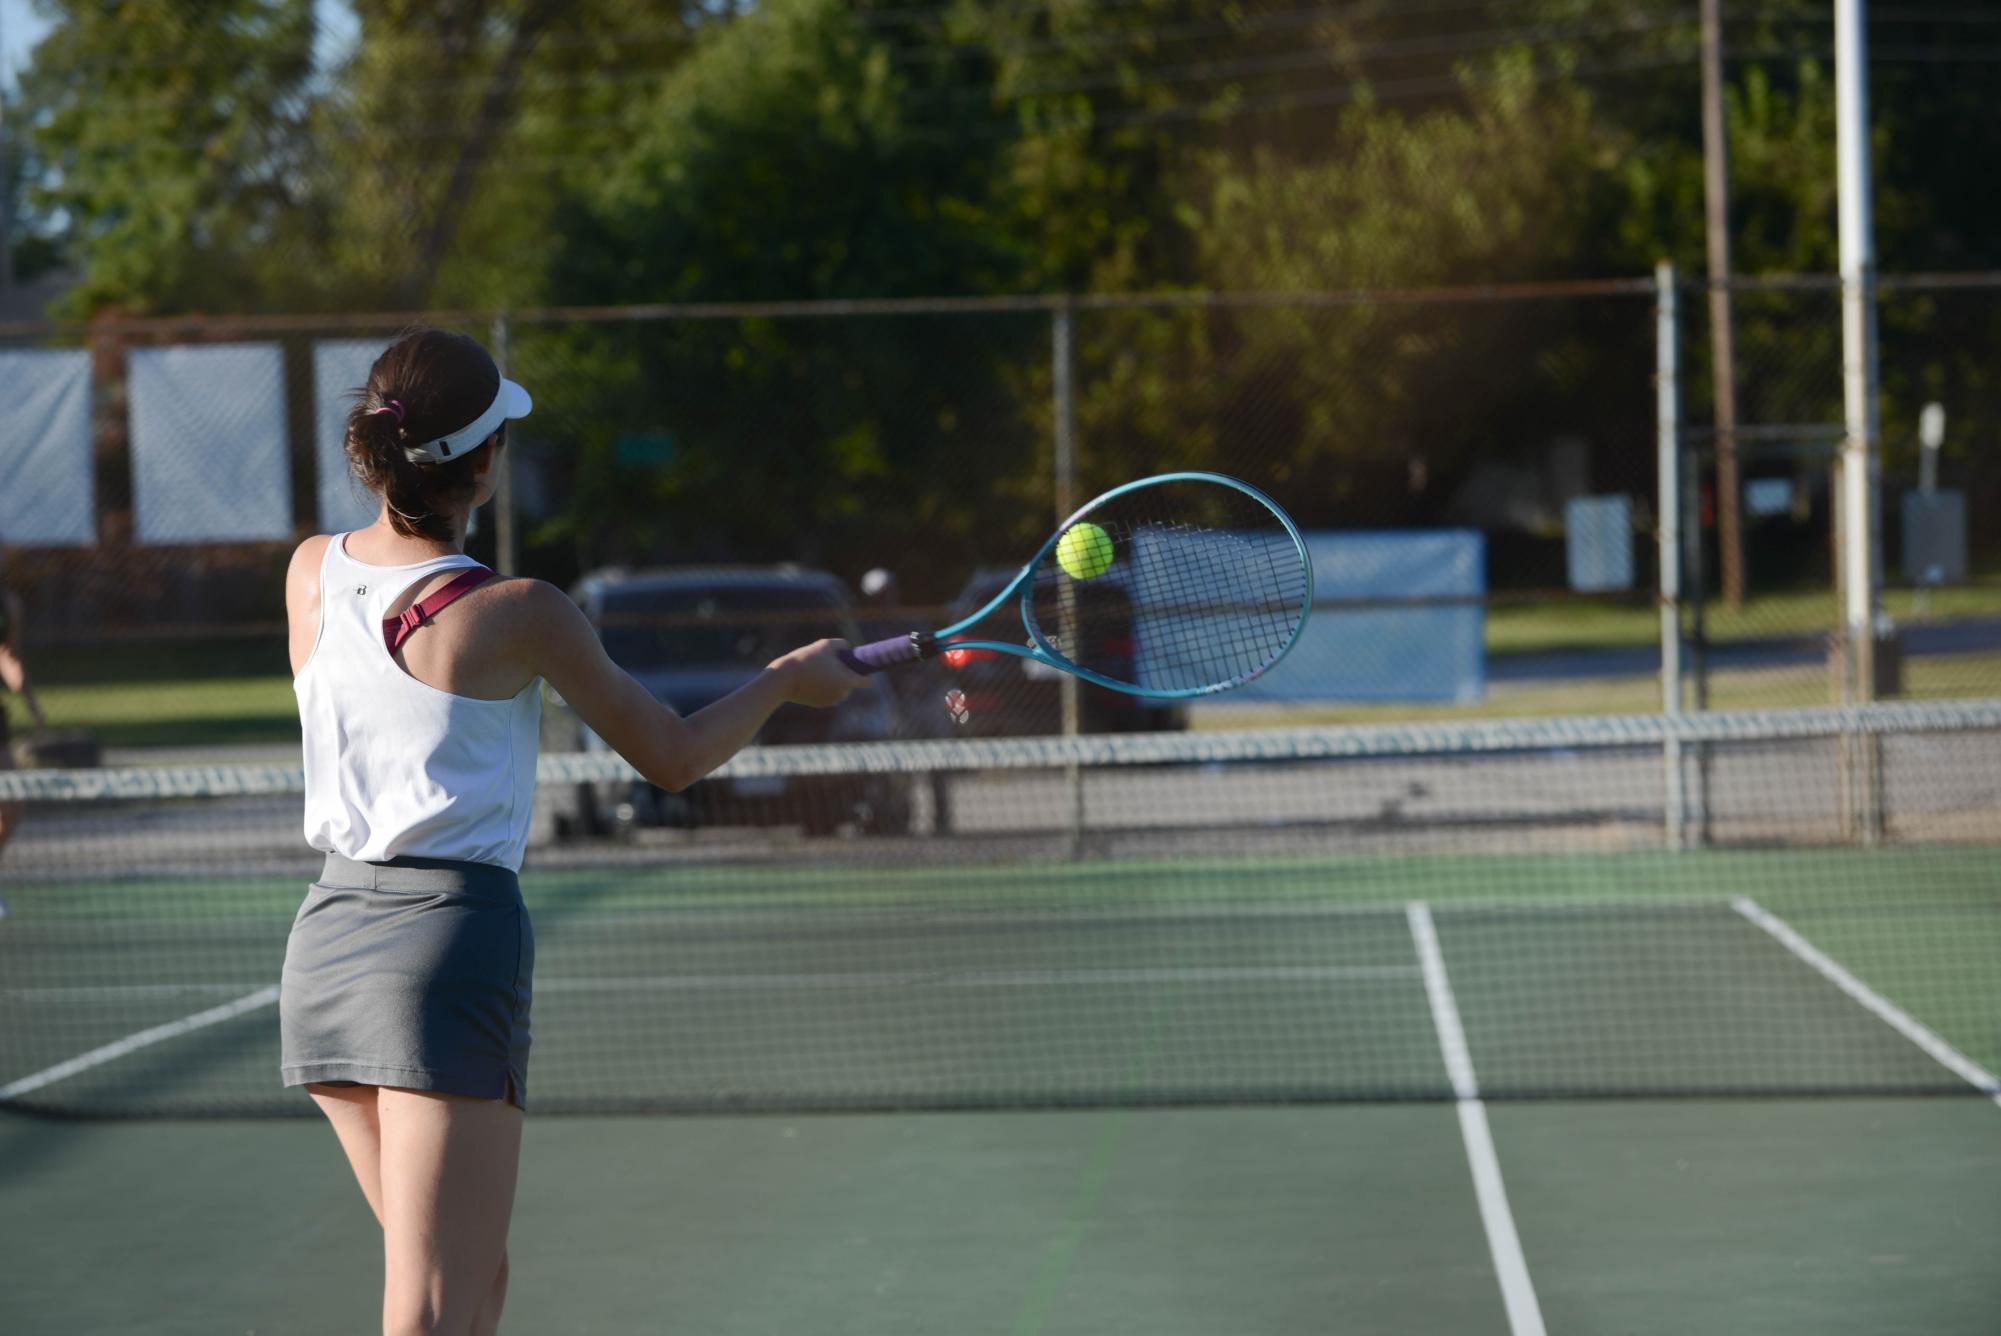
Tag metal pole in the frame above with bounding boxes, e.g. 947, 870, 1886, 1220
1915, 403, 1943, 615
1700, 0, 1744, 608
1918, 402, 1943, 496
1836, 0, 1883, 840
1656, 261, 1686, 851
490, 310, 517, 575
0, 11, 14, 297
1053, 303, 1083, 849
1836, 0, 1880, 700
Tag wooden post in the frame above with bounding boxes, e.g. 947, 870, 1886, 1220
490, 311, 517, 576
1700, 0, 1745, 609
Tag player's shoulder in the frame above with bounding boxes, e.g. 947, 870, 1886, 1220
482, 577, 593, 670
285, 534, 336, 600
289, 532, 335, 574
484, 575, 584, 630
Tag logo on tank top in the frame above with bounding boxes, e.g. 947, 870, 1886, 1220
356, 585, 368, 596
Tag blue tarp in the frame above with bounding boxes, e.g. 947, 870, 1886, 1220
0, 350, 93, 545
130, 344, 291, 543
1226, 530, 1484, 704
313, 339, 392, 533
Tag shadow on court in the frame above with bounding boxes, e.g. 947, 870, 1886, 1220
4, 1097, 1998, 1335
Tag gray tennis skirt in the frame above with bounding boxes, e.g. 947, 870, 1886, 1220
280, 852, 533, 1110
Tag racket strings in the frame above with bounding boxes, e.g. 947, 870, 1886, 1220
1028, 482, 1309, 694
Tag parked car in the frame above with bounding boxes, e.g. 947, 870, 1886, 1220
549, 566, 912, 838
930, 568, 1187, 736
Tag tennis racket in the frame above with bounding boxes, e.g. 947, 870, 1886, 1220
838, 472, 1312, 698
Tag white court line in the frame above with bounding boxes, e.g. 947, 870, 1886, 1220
1406, 902, 1546, 1336
0, 985, 279, 1101
5, 964, 1417, 1004
1731, 896, 2001, 1111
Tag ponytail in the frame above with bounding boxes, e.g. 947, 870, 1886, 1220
341, 330, 502, 541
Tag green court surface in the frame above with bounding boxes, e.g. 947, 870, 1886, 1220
6, 841, 2000, 1330
7, 846, 2001, 1113
4, 1099, 1999, 1334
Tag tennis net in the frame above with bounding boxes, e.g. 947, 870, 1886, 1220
4, 700, 1999, 1117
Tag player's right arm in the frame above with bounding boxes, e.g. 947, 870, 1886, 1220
512, 581, 861, 793
0, 590, 45, 725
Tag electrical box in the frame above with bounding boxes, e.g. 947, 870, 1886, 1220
1901, 490, 1967, 587
1565, 495, 1634, 592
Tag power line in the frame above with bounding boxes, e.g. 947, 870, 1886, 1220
21, 8, 1704, 128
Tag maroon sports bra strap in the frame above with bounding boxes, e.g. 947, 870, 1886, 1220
383, 566, 496, 655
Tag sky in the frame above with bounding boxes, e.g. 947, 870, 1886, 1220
1, 0, 360, 91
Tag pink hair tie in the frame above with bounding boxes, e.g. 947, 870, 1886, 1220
370, 399, 405, 424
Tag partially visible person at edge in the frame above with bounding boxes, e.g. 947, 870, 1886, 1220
0, 548, 39, 862
279, 328, 862, 1334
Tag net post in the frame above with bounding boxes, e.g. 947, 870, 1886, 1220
490, 309, 517, 576
1052, 300, 1084, 852
1655, 261, 1687, 851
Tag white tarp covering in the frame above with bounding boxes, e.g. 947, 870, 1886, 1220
1144, 530, 1486, 704
312, 339, 390, 533
0, 349, 95, 545
1564, 494, 1635, 593
129, 344, 291, 543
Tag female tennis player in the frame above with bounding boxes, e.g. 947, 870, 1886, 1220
281, 328, 861, 1334
0, 553, 37, 861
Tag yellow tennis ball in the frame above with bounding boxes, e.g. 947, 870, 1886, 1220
1056, 522, 1115, 580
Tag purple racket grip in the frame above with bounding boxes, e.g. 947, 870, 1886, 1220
838, 633, 929, 675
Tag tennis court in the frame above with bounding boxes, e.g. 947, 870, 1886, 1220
5, 704, 2000, 1331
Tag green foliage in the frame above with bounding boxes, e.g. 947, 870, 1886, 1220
14, 0, 2001, 580
534, 0, 1036, 580
312, 0, 691, 309
20, 0, 318, 316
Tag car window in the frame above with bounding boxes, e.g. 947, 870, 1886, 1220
597, 585, 847, 671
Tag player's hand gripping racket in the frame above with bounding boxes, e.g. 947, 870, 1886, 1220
838, 472, 1312, 698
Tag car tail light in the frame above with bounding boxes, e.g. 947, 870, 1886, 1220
942, 646, 999, 668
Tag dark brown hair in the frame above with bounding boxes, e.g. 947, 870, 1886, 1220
345, 329, 505, 541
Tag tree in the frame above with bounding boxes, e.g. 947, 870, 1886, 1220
535, 0, 1033, 582
18, 0, 318, 316
312, 0, 696, 310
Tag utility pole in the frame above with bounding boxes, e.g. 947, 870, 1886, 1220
0, 2, 14, 295
1700, 0, 1743, 608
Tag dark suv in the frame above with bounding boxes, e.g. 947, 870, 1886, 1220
930, 568, 1187, 736
549, 566, 911, 837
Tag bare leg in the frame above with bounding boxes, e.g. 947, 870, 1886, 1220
308, 1083, 386, 1226
468, 1252, 509, 1336
377, 1086, 523, 1336
309, 1084, 511, 1332
0, 736, 19, 860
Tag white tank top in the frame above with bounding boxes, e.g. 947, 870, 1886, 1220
296, 534, 541, 870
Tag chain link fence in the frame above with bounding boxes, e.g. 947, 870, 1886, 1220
1678, 275, 2001, 714
2, 275, 1996, 759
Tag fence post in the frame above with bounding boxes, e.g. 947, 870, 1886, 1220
1836, 0, 1884, 843
1052, 300, 1084, 849
490, 310, 517, 576
1655, 262, 1687, 851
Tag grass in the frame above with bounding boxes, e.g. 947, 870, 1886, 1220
24, 677, 300, 750
27, 649, 2001, 750
1485, 574, 2001, 655
18, 576, 2001, 751
1191, 648, 2001, 729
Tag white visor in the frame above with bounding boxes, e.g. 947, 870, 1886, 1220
404, 377, 533, 465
